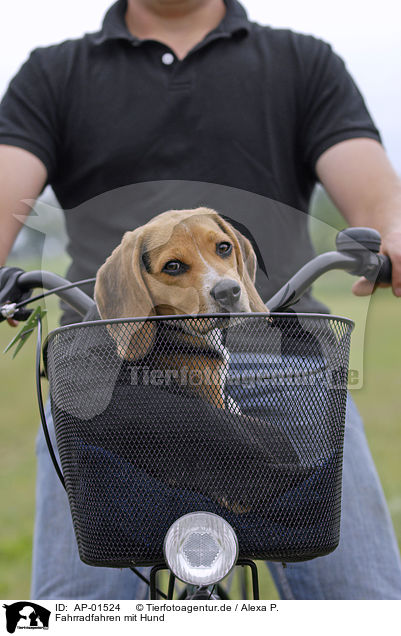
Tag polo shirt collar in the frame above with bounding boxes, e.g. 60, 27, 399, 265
92, 0, 250, 46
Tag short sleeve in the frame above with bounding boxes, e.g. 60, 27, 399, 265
298, 38, 382, 173
0, 49, 60, 181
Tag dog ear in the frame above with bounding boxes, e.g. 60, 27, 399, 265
232, 227, 269, 313
231, 228, 258, 283
95, 228, 157, 359
213, 214, 269, 313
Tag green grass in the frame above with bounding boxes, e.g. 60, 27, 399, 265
0, 272, 399, 600
0, 257, 65, 600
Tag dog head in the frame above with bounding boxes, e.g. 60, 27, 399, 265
95, 207, 268, 357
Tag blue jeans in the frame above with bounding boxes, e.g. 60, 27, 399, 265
31, 396, 401, 600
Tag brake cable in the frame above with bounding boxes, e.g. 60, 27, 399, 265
10, 277, 96, 311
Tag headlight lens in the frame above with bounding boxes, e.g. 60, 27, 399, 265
163, 512, 238, 586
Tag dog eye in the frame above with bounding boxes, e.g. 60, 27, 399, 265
162, 260, 186, 275
216, 241, 232, 257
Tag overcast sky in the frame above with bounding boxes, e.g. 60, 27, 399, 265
1, 0, 400, 171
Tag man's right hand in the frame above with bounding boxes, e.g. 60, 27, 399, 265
0, 266, 32, 325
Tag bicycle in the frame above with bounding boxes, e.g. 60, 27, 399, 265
0, 227, 392, 600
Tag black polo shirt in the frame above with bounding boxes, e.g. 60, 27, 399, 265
0, 0, 381, 321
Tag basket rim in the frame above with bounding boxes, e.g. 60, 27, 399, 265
44, 311, 354, 345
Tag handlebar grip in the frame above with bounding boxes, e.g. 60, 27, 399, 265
0, 266, 25, 299
0, 266, 33, 322
375, 254, 392, 285
335, 228, 393, 286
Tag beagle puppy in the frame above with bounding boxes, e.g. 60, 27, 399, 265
94, 207, 269, 409
89, 209, 308, 515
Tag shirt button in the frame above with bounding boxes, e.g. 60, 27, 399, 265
161, 52, 175, 65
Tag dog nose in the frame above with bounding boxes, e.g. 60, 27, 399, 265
210, 279, 241, 309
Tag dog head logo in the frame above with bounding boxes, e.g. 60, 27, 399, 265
2, 602, 50, 633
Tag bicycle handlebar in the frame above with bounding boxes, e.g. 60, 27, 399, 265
17, 271, 95, 315
267, 227, 392, 311
0, 271, 95, 322
0, 227, 393, 321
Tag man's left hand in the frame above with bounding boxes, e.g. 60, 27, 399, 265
352, 226, 401, 297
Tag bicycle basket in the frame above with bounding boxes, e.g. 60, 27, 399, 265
43, 312, 353, 566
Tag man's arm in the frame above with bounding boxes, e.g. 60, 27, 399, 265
0, 144, 47, 324
316, 138, 401, 297
0, 145, 47, 264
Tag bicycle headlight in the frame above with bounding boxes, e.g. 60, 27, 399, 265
163, 512, 239, 586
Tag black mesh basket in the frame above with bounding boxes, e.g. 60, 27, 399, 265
43, 312, 353, 567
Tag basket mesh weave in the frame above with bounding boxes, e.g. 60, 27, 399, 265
44, 313, 353, 566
